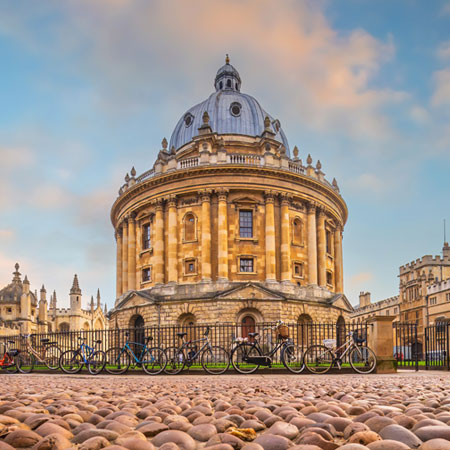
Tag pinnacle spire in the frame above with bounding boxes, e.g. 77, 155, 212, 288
70, 274, 81, 295
225, 54, 230, 64
12, 263, 21, 284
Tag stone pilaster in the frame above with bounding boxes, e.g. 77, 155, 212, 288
154, 199, 165, 285
307, 202, 318, 285
280, 193, 291, 282
167, 195, 178, 283
334, 224, 344, 293
122, 219, 128, 293
217, 188, 229, 281
128, 214, 136, 290
317, 208, 326, 287
200, 190, 212, 281
265, 191, 276, 282
116, 229, 123, 297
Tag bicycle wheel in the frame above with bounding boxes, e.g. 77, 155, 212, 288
231, 343, 262, 374
104, 347, 131, 375
164, 347, 185, 375
142, 347, 167, 375
201, 346, 230, 375
88, 350, 106, 375
59, 350, 83, 374
44, 346, 62, 370
349, 346, 377, 374
17, 352, 34, 374
4, 354, 18, 374
304, 345, 333, 374
281, 343, 305, 374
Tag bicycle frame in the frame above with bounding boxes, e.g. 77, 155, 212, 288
76, 342, 96, 364
118, 340, 149, 364
23, 336, 51, 363
0, 342, 16, 368
178, 335, 211, 361
249, 328, 291, 359
325, 334, 365, 369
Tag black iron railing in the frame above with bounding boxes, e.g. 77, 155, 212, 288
393, 322, 419, 371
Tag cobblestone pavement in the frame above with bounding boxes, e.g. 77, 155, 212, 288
0, 372, 450, 449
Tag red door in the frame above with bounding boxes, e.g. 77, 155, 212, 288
242, 316, 255, 339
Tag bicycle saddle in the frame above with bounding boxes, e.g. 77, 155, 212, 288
41, 338, 50, 343
95, 340, 102, 344
177, 332, 187, 338
248, 332, 259, 338
353, 335, 366, 344
7, 341, 15, 344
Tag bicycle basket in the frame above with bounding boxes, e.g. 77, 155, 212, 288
323, 339, 336, 349
277, 324, 289, 339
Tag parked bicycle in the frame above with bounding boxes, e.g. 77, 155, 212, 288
105, 332, 166, 375
16, 334, 62, 373
59, 337, 106, 375
230, 320, 304, 374
303, 330, 376, 374
0, 340, 18, 374
164, 326, 230, 375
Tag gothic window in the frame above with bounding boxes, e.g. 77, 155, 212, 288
239, 210, 253, 238
292, 218, 303, 245
142, 223, 151, 249
142, 267, 151, 282
184, 213, 196, 242
239, 257, 254, 273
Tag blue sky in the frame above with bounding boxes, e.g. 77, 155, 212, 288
0, 0, 449, 309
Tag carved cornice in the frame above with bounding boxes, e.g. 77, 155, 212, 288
279, 192, 293, 206
166, 194, 177, 208
307, 201, 317, 213
111, 165, 348, 227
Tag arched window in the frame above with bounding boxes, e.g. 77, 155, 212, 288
59, 322, 70, 332
297, 314, 312, 348
130, 314, 145, 347
227, 79, 231, 88
292, 218, 303, 245
184, 213, 196, 242
219, 81, 223, 89
142, 223, 151, 249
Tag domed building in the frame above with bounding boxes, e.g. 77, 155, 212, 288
109, 57, 352, 329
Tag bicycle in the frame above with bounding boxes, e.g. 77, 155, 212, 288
104, 332, 166, 375
16, 334, 62, 373
164, 326, 230, 375
230, 321, 305, 374
0, 340, 18, 374
303, 330, 376, 374
59, 337, 106, 375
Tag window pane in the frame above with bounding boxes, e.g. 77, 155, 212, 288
240, 258, 254, 272
239, 211, 253, 238
143, 224, 151, 249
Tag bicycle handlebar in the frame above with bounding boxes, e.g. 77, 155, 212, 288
204, 326, 210, 337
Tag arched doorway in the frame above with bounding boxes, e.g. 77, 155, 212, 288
336, 315, 346, 349
130, 314, 145, 348
59, 322, 70, 332
178, 313, 197, 342
297, 314, 313, 348
241, 315, 255, 339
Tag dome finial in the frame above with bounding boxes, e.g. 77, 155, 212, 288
225, 54, 230, 64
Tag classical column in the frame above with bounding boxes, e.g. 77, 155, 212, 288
265, 191, 276, 282
128, 214, 136, 290
280, 193, 291, 282
200, 190, 212, 281
122, 219, 128, 293
154, 199, 165, 285
317, 208, 326, 287
167, 195, 178, 283
217, 188, 229, 281
115, 229, 123, 297
334, 224, 344, 293
307, 202, 318, 285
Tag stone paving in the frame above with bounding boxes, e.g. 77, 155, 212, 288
0, 372, 450, 449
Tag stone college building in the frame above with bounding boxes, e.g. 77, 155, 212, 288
109, 57, 352, 330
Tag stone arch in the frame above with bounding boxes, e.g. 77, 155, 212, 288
94, 318, 103, 331
129, 314, 145, 346
236, 308, 263, 339
183, 212, 198, 242
59, 322, 70, 332
336, 315, 346, 348
297, 314, 313, 347
178, 313, 197, 342
83, 321, 90, 331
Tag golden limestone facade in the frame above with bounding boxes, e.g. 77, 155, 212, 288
0, 264, 108, 336
109, 58, 351, 328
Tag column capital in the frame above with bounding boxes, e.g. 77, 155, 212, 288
166, 194, 177, 208
215, 188, 229, 202
198, 189, 212, 203
335, 223, 343, 233
307, 201, 317, 213
153, 197, 165, 211
264, 190, 276, 203
317, 206, 327, 218
279, 192, 292, 206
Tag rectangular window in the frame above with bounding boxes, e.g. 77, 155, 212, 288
239, 257, 254, 273
6, 308, 12, 314
326, 230, 332, 254
446, 293, 450, 302
184, 259, 197, 275
142, 224, 151, 249
394, 307, 398, 314
239, 210, 253, 238
142, 267, 151, 282
326, 271, 333, 286
430, 296, 437, 305
293, 262, 303, 278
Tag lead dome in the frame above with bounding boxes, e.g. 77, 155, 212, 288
169, 56, 290, 154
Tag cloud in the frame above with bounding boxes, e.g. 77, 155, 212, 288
0, 147, 35, 168
409, 105, 431, 124
442, 3, 450, 15
431, 68, 450, 106
0, 229, 14, 240
347, 272, 374, 296
437, 41, 450, 61
347, 173, 387, 195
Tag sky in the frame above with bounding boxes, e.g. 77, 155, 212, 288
0, 0, 449, 310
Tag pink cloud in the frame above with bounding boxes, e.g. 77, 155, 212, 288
432, 68, 450, 106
